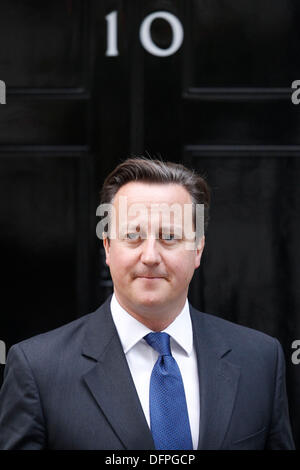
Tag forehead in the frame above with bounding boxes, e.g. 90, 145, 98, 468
113, 182, 192, 207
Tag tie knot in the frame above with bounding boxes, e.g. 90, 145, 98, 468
144, 332, 171, 356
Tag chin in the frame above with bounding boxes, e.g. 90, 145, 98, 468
134, 293, 166, 309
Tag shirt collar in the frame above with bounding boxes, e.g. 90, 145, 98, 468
110, 293, 193, 356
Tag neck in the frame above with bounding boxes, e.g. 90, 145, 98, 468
114, 292, 187, 331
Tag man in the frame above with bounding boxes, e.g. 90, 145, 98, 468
0, 158, 295, 449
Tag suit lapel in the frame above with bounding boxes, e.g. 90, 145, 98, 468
81, 297, 154, 450
190, 307, 241, 450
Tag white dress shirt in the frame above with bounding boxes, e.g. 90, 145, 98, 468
110, 294, 200, 450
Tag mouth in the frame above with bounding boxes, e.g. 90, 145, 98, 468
136, 276, 165, 280
138, 276, 163, 279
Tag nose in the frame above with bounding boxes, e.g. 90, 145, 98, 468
140, 237, 161, 266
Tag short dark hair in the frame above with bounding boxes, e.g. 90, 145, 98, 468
100, 157, 210, 233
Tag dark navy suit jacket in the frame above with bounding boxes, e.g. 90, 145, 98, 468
0, 296, 295, 449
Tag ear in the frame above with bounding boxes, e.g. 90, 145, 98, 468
194, 236, 205, 269
103, 235, 110, 266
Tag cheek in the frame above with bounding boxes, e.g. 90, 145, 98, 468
108, 246, 136, 274
167, 251, 196, 281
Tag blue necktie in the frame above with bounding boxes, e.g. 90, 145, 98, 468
144, 332, 193, 450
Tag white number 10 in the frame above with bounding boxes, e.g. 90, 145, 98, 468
105, 10, 184, 57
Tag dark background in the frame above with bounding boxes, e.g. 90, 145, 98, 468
0, 0, 299, 448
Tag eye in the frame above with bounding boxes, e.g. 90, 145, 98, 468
126, 232, 141, 241
161, 233, 176, 241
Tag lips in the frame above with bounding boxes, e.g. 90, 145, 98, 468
138, 276, 163, 279
134, 274, 166, 280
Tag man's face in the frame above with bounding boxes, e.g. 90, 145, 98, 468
103, 182, 205, 325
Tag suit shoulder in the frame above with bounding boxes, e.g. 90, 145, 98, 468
9, 309, 97, 362
191, 307, 278, 349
